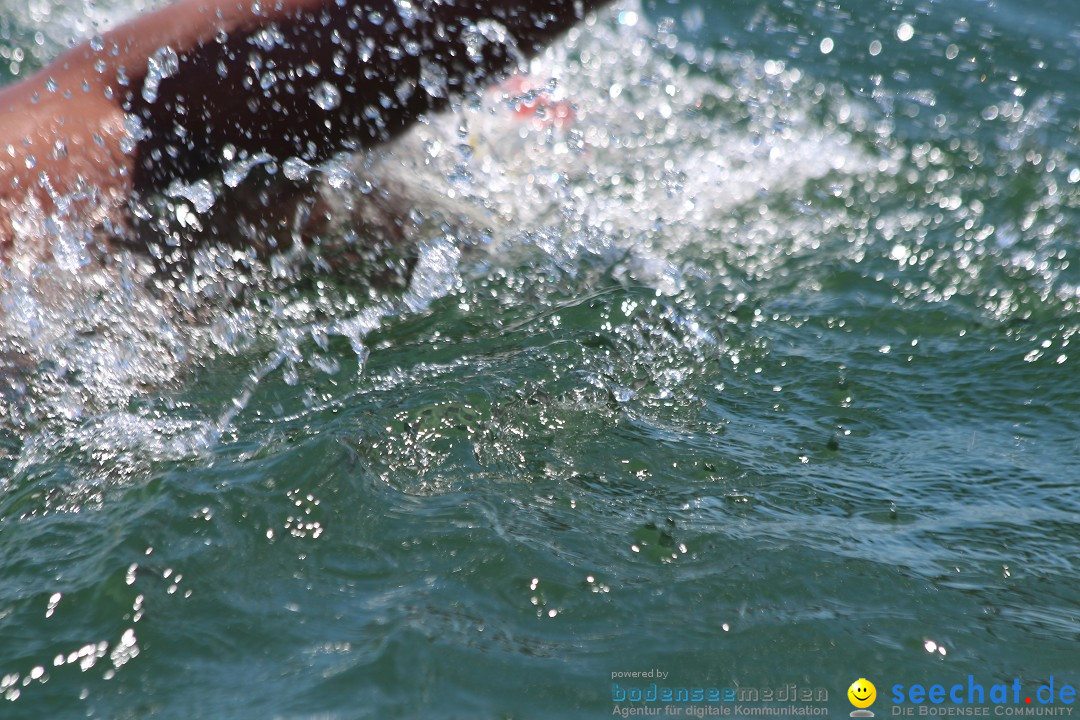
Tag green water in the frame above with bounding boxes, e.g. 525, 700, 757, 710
2, 0, 1079, 718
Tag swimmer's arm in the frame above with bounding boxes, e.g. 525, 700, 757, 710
0, 0, 605, 241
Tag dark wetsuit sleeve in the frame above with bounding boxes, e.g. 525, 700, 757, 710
126, 0, 608, 194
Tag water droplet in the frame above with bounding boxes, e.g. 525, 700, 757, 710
250, 26, 285, 52
897, 22, 914, 42
311, 81, 341, 110
324, 164, 352, 189
223, 152, 273, 187
820, 37, 834, 54
419, 57, 448, 98
166, 178, 217, 214
395, 79, 415, 103
463, 28, 483, 63
142, 46, 179, 104
764, 59, 785, 76
393, 0, 419, 28
283, 156, 315, 181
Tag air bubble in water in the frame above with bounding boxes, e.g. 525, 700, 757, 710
311, 81, 341, 110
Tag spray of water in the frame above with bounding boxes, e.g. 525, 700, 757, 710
1, 0, 1075, 510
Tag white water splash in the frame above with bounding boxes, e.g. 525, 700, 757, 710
141, 45, 179, 104
0, 0, 883, 492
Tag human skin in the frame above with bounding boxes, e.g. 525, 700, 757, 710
0, 0, 605, 247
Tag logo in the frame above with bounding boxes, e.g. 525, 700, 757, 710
848, 678, 877, 717
889, 676, 1078, 715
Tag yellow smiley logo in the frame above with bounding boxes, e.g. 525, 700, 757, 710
848, 678, 877, 709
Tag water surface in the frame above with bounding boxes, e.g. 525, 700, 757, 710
1, 0, 1078, 717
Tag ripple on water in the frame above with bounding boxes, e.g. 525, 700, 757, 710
2, 0, 1080, 715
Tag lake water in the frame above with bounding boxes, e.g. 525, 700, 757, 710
1, 0, 1078, 717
